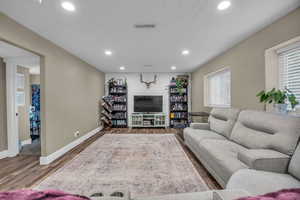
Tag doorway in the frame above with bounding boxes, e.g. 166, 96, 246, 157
0, 40, 42, 157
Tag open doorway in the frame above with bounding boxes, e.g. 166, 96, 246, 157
0, 40, 41, 157
18, 64, 41, 156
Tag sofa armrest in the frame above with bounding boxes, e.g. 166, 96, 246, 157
238, 149, 290, 173
190, 123, 210, 130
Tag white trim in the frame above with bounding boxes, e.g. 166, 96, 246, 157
21, 139, 32, 146
5, 59, 20, 157
206, 104, 231, 108
39, 126, 103, 165
204, 67, 231, 108
265, 36, 300, 111
204, 67, 230, 77
0, 150, 9, 160
277, 41, 300, 54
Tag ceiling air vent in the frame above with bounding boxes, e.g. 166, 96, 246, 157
134, 24, 156, 29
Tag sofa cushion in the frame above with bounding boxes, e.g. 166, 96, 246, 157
237, 149, 290, 173
184, 128, 226, 144
227, 169, 300, 196
288, 143, 300, 180
133, 190, 250, 200
198, 139, 248, 185
230, 110, 300, 155
134, 191, 212, 200
209, 108, 240, 138
190, 123, 210, 130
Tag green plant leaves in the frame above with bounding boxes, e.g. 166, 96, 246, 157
256, 88, 299, 108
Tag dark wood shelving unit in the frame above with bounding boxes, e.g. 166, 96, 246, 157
109, 80, 128, 128
101, 96, 112, 128
169, 77, 189, 128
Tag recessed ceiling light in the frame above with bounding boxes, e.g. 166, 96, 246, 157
218, 1, 231, 10
104, 50, 113, 56
61, 1, 76, 12
182, 50, 190, 56
120, 66, 125, 71
171, 66, 177, 70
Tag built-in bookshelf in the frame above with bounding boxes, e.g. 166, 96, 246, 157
101, 96, 112, 128
108, 78, 128, 128
169, 76, 189, 128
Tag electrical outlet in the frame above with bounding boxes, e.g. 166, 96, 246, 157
74, 130, 80, 138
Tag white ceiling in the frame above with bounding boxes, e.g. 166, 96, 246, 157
0, 41, 40, 74
0, 0, 299, 72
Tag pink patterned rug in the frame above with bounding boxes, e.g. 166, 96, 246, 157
36, 134, 208, 198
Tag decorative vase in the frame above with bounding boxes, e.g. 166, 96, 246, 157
274, 104, 288, 114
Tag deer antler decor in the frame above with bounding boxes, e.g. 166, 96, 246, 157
140, 74, 157, 89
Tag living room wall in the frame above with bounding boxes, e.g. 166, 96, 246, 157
0, 13, 105, 157
0, 57, 7, 152
192, 7, 300, 112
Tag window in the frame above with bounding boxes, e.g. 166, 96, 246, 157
16, 73, 25, 89
204, 68, 231, 107
16, 91, 25, 106
278, 42, 300, 107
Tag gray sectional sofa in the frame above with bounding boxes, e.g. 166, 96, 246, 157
134, 189, 250, 200
183, 108, 300, 195
132, 108, 300, 200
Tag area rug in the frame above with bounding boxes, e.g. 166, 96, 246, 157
36, 134, 208, 198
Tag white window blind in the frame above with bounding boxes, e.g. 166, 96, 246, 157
205, 68, 231, 107
278, 43, 300, 106
16, 73, 25, 89
16, 91, 25, 106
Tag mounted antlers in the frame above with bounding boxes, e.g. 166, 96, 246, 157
140, 74, 157, 89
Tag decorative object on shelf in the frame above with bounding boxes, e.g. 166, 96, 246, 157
107, 78, 117, 87
101, 96, 113, 128
169, 75, 189, 128
108, 78, 128, 128
140, 74, 157, 89
257, 88, 299, 113
176, 79, 186, 95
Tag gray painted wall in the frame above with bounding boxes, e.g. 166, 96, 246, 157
192, 8, 300, 112
0, 13, 105, 156
0, 58, 7, 152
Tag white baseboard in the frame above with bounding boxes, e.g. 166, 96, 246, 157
21, 139, 32, 146
39, 126, 102, 165
0, 150, 8, 160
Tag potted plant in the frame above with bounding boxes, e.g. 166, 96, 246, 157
176, 78, 189, 95
108, 78, 117, 87
257, 88, 299, 113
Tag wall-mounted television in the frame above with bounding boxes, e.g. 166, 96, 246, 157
134, 96, 163, 113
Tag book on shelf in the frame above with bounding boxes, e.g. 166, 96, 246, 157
169, 76, 189, 128
108, 78, 128, 128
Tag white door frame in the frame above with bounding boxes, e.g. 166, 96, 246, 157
5, 58, 19, 157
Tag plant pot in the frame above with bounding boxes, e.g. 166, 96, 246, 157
273, 104, 288, 114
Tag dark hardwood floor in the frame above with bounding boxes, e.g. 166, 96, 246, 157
0, 128, 221, 192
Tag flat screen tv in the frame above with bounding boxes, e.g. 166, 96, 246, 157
134, 96, 163, 113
